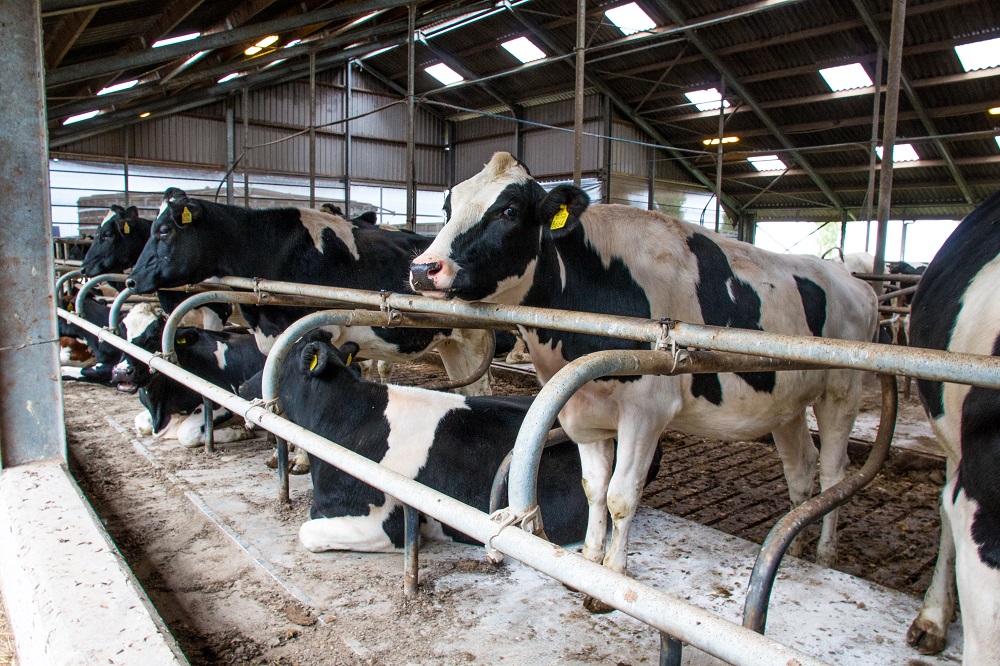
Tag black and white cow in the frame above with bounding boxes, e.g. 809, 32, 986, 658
113, 304, 265, 447
279, 332, 661, 552
409, 152, 877, 609
904, 190, 1000, 662
59, 293, 122, 384
125, 189, 495, 469
80, 205, 151, 278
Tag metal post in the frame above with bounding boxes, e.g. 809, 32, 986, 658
445, 121, 456, 191
122, 125, 130, 207
405, 3, 416, 231
225, 105, 235, 206
202, 396, 215, 454
647, 150, 655, 211
344, 61, 353, 215
840, 210, 848, 253
0, 0, 67, 467
309, 51, 317, 208
602, 95, 612, 203
242, 87, 250, 208
873, 1, 906, 283
900, 220, 909, 263
403, 504, 420, 597
512, 104, 525, 162
862, 46, 883, 235
572, 0, 585, 187
714, 78, 725, 233
660, 633, 683, 666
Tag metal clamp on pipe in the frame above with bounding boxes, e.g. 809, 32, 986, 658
742, 373, 898, 633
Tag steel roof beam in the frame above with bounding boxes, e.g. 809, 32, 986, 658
508, 8, 743, 215
850, 0, 973, 204
420, 41, 513, 111
44, 7, 98, 70
41, 0, 141, 16
653, 0, 845, 211
45, 0, 427, 88
724, 154, 1000, 180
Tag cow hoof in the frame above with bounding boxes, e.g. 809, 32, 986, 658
266, 453, 279, 469
815, 551, 837, 568
583, 596, 615, 614
183, 438, 204, 449
289, 461, 310, 475
906, 617, 948, 655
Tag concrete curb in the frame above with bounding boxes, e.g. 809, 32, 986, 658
0, 459, 186, 665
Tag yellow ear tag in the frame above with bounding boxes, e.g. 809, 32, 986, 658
550, 204, 569, 230
123, 221, 130, 234
345, 353, 353, 366
309, 353, 319, 371
181, 207, 193, 224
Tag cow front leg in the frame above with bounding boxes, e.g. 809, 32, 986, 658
436, 329, 493, 396
578, 438, 615, 566
908, 457, 957, 655
770, 412, 818, 559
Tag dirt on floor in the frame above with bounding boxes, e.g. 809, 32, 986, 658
0, 604, 15, 666
57, 361, 947, 664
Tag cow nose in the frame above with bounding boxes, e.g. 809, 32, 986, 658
125, 277, 137, 290
410, 261, 442, 290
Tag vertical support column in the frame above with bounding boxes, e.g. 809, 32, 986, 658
0, 0, 67, 467
309, 52, 317, 208
445, 121, 456, 191
714, 77, 726, 233
344, 61, 353, 215
122, 125, 130, 207
225, 105, 235, 206
900, 220, 909, 263
242, 87, 250, 208
861, 47, 883, 234
403, 504, 420, 597
572, 0, 585, 187
647, 149, 655, 211
873, 1, 906, 283
602, 94, 612, 204
512, 104, 525, 161
405, 3, 417, 231
840, 209, 848, 253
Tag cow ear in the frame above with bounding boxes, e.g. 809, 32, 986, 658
538, 185, 589, 238
171, 199, 201, 226
125, 206, 139, 219
175, 329, 199, 346
110, 204, 125, 215
163, 187, 188, 204
301, 341, 331, 376
336, 342, 360, 367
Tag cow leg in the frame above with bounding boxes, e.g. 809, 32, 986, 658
177, 406, 252, 449
135, 410, 154, 436
908, 457, 957, 655
376, 360, 394, 384
299, 511, 398, 553
811, 369, 863, 566
770, 412, 818, 559
290, 446, 310, 475
944, 477, 1000, 664
578, 438, 615, 565
436, 329, 492, 396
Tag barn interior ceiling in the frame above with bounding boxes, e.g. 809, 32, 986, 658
42, 0, 1000, 222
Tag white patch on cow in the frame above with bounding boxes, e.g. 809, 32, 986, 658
135, 410, 153, 436
122, 303, 160, 342
61, 366, 84, 379
944, 477, 1000, 663
726, 276, 737, 303
60, 346, 71, 364
299, 513, 395, 553
383, 385, 468, 478
153, 414, 185, 440
298, 207, 359, 259
417, 152, 531, 267
101, 210, 115, 225
214, 341, 228, 370
177, 406, 247, 448
199, 307, 224, 332
252, 327, 278, 355
489, 258, 537, 304
158, 200, 168, 216
555, 247, 567, 292
420, 517, 448, 541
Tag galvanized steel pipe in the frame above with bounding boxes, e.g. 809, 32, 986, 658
56, 308, 829, 666
54, 269, 83, 297
108, 287, 134, 329
74, 273, 129, 314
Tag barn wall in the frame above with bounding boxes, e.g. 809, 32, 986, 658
52, 67, 447, 189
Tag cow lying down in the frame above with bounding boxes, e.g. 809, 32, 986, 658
115, 304, 265, 448
279, 332, 662, 552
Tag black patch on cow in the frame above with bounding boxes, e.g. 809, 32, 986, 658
685, 233, 775, 403
911, 188, 1000, 418
794, 276, 827, 337
954, 332, 1000, 569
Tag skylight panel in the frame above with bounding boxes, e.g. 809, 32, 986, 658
685, 88, 729, 112
747, 155, 787, 172
63, 110, 101, 125
876, 143, 919, 162
97, 79, 138, 95
425, 63, 464, 86
501, 37, 546, 63
218, 72, 245, 84
605, 2, 657, 36
152, 32, 201, 48
818, 63, 873, 91
955, 37, 1000, 72
996, 136, 1000, 150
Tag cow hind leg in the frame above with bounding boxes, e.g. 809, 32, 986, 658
907, 463, 957, 655
770, 412, 818, 559
578, 439, 615, 566
811, 371, 863, 566
290, 446, 310, 475
436, 329, 492, 396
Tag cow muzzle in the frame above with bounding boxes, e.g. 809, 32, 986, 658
410, 257, 455, 294
111, 363, 138, 393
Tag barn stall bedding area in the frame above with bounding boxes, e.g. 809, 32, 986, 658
60, 357, 961, 665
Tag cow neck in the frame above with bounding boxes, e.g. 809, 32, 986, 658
207, 203, 310, 280
317, 376, 389, 441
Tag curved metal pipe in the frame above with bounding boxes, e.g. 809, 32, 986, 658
489, 427, 569, 514
420, 330, 495, 391
741, 373, 898, 634
74, 273, 128, 314
54, 269, 83, 297
108, 287, 134, 329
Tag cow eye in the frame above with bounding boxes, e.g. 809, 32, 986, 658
156, 226, 170, 240
503, 207, 517, 218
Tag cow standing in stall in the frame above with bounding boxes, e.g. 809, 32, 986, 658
904, 190, 1000, 663
410, 152, 876, 612
126, 189, 496, 473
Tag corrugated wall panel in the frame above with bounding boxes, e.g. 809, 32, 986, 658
131, 115, 227, 167
453, 136, 517, 181
454, 114, 512, 142
522, 120, 602, 178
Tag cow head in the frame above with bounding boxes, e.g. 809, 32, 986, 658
81, 205, 148, 277
409, 152, 589, 302
112, 303, 171, 393
127, 188, 218, 293
279, 333, 361, 422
